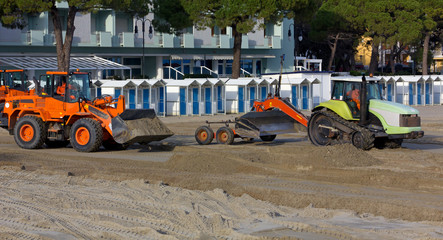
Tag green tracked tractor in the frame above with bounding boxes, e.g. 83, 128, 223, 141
308, 75, 424, 150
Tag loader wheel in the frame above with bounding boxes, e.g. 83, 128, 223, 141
216, 127, 234, 145
308, 112, 333, 146
45, 140, 69, 148
14, 115, 46, 149
70, 118, 103, 152
195, 126, 214, 145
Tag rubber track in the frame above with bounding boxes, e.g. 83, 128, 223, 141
320, 110, 375, 150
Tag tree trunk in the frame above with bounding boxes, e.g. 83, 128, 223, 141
50, 5, 77, 72
422, 32, 430, 75
389, 46, 395, 74
327, 33, 339, 71
369, 41, 379, 75
231, 24, 242, 79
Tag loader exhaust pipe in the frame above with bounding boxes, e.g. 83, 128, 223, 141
360, 75, 368, 126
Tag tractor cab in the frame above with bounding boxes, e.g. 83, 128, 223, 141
331, 80, 382, 118
38, 71, 90, 103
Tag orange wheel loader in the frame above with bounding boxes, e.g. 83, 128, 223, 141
0, 69, 35, 128
2, 71, 173, 152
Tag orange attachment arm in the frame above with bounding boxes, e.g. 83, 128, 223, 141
253, 97, 308, 127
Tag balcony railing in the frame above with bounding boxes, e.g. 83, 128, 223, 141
163, 66, 184, 80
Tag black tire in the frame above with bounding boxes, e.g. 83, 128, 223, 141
102, 140, 129, 151
45, 140, 70, 148
260, 135, 276, 142
308, 112, 334, 146
14, 115, 46, 149
195, 126, 214, 145
70, 118, 103, 152
216, 127, 235, 145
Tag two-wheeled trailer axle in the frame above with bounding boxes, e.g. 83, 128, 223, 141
195, 119, 277, 145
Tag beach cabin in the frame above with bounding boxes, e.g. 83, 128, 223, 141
91, 79, 110, 99
257, 79, 278, 101
194, 79, 226, 115
433, 76, 442, 105
164, 79, 201, 116
100, 80, 137, 109
127, 79, 167, 116
224, 78, 258, 114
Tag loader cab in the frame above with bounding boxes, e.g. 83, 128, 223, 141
39, 71, 91, 103
0, 70, 4, 86
3, 70, 28, 92
332, 80, 382, 118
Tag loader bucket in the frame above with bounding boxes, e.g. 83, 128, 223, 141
111, 109, 174, 145
235, 110, 305, 138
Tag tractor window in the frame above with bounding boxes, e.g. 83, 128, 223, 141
67, 73, 91, 103
345, 82, 361, 118
367, 82, 382, 100
332, 82, 344, 100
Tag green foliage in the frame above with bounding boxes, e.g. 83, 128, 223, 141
180, 0, 297, 33
152, 0, 193, 34
363, 0, 424, 46
311, 0, 364, 41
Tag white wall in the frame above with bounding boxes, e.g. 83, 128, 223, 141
225, 85, 239, 114
73, 13, 91, 44
0, 23, 22, 43
166, 86, 180, 116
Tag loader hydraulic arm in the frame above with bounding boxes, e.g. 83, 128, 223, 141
252, 97, 309, 127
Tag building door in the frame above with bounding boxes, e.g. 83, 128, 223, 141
238, 86, 245, 113
143, 89, 150, 109
205, 88, 211, 114
302, 85, 308, 110
425, 82, 431, 105
409, 83, 414, 105
292, 85, 298, 108
180, 87, 186, 115
97, 87, 102, 97
192, 88, 199, 115
159, 87, 164, 114
217, 85, 223, 113
417, 83, 422, 105
115, 88, 121, 98
129, 89, 136, 109
387, 84, 392, 101
261, 86, 267, 101
249, 86, 256, 109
